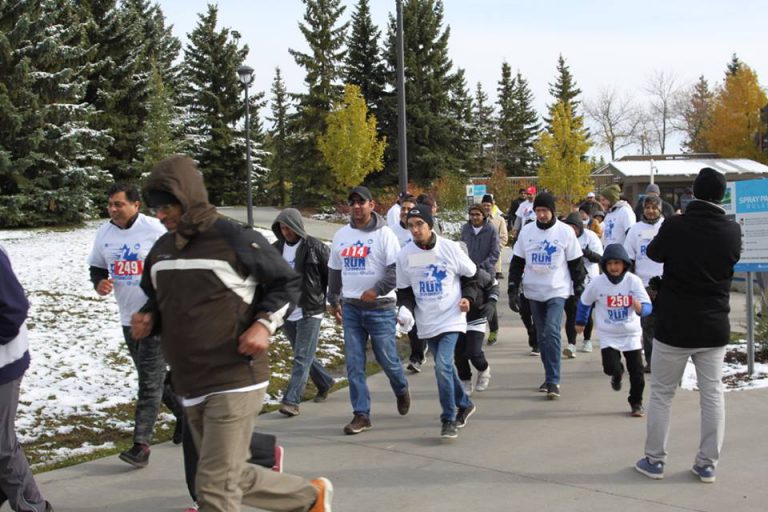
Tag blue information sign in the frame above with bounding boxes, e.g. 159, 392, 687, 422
727, 179, 768, 272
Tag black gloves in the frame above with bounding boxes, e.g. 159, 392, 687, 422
508, 284, 520, 312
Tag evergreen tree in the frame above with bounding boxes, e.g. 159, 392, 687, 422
182, 4, 258, 205
726, 53, 742, 77
344, 0, 386, 117
678, 75, 714, 153
702, 61, 768, 163
266, 67, 293, 206
447, 68, 476, 173
546, 54, 582, 122
141, 63, 181, 173
318, 84, 386, 188
509, 70, 541, 174
471, 82, 495, 175
381, 0, 460, 184
288, 0, 348, 204
495, 61, 516, 172
81, 0, 182, 183
535, 100, 592, 206
0, 0, 111, 227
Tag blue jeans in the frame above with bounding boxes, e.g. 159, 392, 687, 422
529, 297, 566, 385
282, 316, 334, 406
342, 304, 409, 416
426, 332, 472, 423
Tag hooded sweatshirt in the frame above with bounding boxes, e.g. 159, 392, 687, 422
140, 155, 301, 398
271, 208, 330, 318
0, 247, 30, 385
576, 244, 652, 351
602, 200, 636, 246
328, 212, 400, 309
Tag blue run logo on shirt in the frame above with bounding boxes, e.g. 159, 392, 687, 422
640, 243, 649, 257
606, 294, 632, 321
418, 263, 448, 297
531, 240, 558, 266
604, 219, 616, 240
340, 240, 370, 270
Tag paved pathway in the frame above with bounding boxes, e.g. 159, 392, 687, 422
19, 208, 767, 512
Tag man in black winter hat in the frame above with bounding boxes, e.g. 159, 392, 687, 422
507, 192, 586, 399
635, 167, 741, 483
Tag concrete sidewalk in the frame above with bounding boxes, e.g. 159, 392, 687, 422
22, 208, 768, 512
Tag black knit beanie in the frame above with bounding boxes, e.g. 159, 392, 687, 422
532, 192, 556, 216
406, 203, 434, 228
145, 189, 181, 208
693, 167, 727, 203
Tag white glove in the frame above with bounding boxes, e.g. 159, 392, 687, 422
396, 306, 415, 333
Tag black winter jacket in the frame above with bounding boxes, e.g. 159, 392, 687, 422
646, 200, 741, 348
272, 209, 330, 317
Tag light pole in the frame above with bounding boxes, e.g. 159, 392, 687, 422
237, 64, 255, 227
395, 0, 408, 194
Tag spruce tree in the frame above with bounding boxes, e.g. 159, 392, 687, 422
266, 67, 293, 206
381, 0, 460, 184
0, 0, 110, 227
182, 4, 256, 205
345, 0, 386, 117
679, 75, 714, 153
544, 54, 583, 129
509, 71, 541, 175
471, 82, 496, 175
495, 61, 518, 173
288, 0, 348, 204
447, 68, 475, 173
726, 53, 742, 77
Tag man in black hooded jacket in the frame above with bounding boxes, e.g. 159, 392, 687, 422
272, 209, 334, 417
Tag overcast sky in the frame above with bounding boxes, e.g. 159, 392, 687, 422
156, 0, 767, 157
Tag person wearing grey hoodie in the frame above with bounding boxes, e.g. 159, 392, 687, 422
272, 209, 335, 417
328, 186, 411, 435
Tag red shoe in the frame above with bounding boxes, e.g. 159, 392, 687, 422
272, 445, 284, 473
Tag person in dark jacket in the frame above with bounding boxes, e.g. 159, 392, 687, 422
635, 167, 741, 484
0, 247, 53, 512
132, 155, 332, 512
271, 209, 334, 416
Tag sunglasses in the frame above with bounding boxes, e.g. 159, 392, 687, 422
150, 204, 178, 215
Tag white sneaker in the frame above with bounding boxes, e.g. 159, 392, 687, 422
579, 340, 593, 353
563, 344, 576, 359
461, 379, 473, 396
475, 366, 491, 392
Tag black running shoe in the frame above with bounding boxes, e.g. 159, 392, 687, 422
546, 383, 560, 400
119, 443, 150, 468
455, 403, 476, 428
441, 421, 458, 439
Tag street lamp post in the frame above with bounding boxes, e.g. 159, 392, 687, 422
395, 0, 408, 194
237, 64, 255, 227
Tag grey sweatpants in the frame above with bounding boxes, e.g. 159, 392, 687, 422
0, 377, 47, 511
644, 339, 726, 467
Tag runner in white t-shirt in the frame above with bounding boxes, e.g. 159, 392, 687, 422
623, 195, 665, 370
576, 243, 652, 417
87, 184, 182, 467
396, 203, 476, 440
507, 193, 585, 400
327, 186, 410, 436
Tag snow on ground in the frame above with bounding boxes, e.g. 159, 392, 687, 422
681, 340, 768, 391
0, 221, 343, 467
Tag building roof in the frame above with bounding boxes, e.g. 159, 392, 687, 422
593, 156, 768, 180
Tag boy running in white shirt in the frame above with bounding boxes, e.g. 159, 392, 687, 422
576, 244, 652, 417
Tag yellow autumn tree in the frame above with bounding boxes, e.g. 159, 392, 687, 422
318, 84, 387, 191
702, 63, 768, 163
535, 101, 593, 207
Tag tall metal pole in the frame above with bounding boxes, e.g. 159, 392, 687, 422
396, 0, 408, 193
243, 83, 253, 227
747, 271, 755, 376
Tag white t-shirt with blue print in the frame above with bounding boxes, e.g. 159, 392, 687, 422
512, 220, 582, 301
396, 236, 476, 339
624, 219, 664, 287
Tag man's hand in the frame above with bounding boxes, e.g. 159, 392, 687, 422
575, 325, 585, 335
458, 298, 470, 312
131, 312, 153, 340
96, 278, 114, 296
330, 304, 343, 324
360, 289, 378, 303
238, 321, 271, 356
